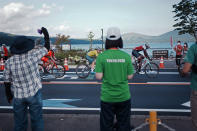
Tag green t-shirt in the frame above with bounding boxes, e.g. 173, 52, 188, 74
95, 49, 134, 102
184, 43, 197, 91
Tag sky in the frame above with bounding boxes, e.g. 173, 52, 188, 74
0, 0, 181, 39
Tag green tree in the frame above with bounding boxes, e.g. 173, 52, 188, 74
173, 0, 197, 42
54, 34, 70, 51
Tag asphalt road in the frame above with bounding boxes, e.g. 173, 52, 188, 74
0, 67, 191, 115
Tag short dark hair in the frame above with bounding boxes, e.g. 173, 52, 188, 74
105, 37, 123, 49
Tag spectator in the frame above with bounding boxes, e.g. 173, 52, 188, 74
3, 36, 49, 131
1, 44, 9, 60
182, 42, 197, 129
183, 42, 188, 58
174, 41, 183, 66
95, 27, 134, 131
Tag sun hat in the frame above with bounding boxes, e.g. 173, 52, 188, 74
10, 36, 35, 54
106, 27, 121, 40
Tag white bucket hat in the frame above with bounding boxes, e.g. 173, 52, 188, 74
106, 27, 121, 40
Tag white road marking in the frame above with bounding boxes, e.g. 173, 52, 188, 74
181, 101, 190, 107
66, 71, 180, 75
56, 75, 70, 79
70, 77, 78, 79
0, 106, 190, 112
159, 72, 179, 74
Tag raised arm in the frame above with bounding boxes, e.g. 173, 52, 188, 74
38, 27, 50, 51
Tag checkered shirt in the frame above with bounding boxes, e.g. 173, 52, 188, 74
4, 46, 47, 98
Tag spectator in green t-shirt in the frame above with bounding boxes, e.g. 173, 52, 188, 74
95, 27, 134, 131
182, 42, 197, 129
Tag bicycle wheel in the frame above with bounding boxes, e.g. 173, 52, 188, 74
52, 64, 65, 78
38, 64, 45, 78
76, 63, 91, 78
144, 62, 159, 78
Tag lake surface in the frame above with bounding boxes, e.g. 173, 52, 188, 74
71, 42, 195, 57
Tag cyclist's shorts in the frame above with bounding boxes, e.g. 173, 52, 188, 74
86, 55, 95, 64
132, 50, 142, 58
41, 57, 49, 62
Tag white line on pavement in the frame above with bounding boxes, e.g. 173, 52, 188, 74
65, 71, 180, 75
70, 77, 78, 79
182, 101, 190, 107
0, 106, 190, 112
159, 72, 179, 74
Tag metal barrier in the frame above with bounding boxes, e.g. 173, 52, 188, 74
132, 111, 176, 131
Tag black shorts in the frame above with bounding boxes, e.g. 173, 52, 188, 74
132, 50, 142, 58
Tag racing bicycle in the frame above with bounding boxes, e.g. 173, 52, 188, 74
39, 58, 65, 78
75, 60, 93, 78
132, 56, 159, 78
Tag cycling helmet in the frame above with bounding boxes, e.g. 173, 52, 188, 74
145, 43, 150, 49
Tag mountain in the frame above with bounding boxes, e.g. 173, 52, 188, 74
122, 30, 195, 43
0, 32, 102, 46
0, 30, 195, 46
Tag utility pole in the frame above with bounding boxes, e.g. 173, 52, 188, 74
101, 28, 104, 50
88, 31, 95, 50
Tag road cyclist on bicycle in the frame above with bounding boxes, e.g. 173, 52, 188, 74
86, 47, 102, 73
132, 43, 151, 74
41, 49, 57, 72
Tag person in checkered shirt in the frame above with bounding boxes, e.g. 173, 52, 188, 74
4, 28, 49, 131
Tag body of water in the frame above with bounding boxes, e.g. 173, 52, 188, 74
71, 42, 195, 57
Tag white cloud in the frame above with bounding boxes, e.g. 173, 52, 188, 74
0, 2, 53, 35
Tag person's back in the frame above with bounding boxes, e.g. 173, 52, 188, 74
6, 48, 45, 97
95, 27, 134, 131
97, 49, 132, 102
183, 42, 197, 129
4, 35, 49, 131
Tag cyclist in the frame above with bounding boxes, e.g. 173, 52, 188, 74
86, 47, 102, 73
41, 49, 57, 71
1, 44, 9, 60
132, 43, 151, 74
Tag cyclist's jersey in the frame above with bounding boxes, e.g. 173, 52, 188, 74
41, 50, 54, 62
87, 50, 98, 57
2, 46, 8, 56
133, 45, 146, 52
